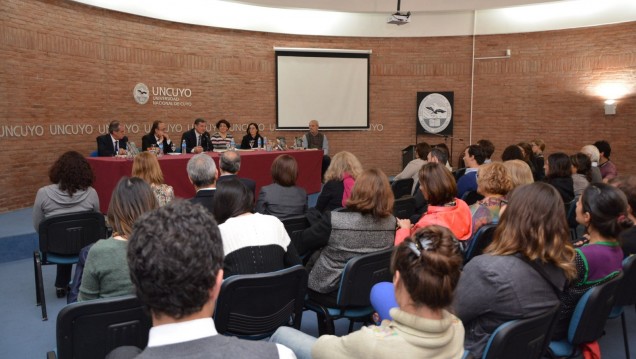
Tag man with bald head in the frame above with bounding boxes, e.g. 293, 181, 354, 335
302, 120, 331, 179
216, 150, 256, 196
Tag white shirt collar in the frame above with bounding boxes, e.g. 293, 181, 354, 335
147, 318, 217, 347
110, 134, 118, 143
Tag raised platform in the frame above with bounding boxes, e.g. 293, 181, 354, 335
0, 208, 38, 263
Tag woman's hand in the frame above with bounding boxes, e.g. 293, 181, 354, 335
397, 218, 412, 230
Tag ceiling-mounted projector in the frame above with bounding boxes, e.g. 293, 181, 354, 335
387, 0, 410, 25
387, 11, 410, 25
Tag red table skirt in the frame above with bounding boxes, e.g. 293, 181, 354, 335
88, 150, 323, 213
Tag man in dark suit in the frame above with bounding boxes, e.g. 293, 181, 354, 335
106, 201, 292, 359
142, 120, 173, 153
96, 120, 128, 156
181, 118, 212, 153
187, 154, 217, 213
216, 150, 256, 196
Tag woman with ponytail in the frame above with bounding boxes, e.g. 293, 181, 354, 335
552, 182, 632, 338
270, 225, 465, 359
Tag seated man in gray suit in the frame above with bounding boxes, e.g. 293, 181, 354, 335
216, 150, 256, 195
107, 200, 295, 359
187, 154, 217, 213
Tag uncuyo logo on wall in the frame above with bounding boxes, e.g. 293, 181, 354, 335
133, 83, 150, 105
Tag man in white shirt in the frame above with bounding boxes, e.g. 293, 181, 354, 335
106, 201, 295, 359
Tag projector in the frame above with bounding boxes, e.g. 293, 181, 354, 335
387, 11, 410, 25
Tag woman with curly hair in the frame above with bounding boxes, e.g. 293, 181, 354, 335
33, 151, 100, 297
210, 118, 234, 149
315, 151, 363, 212
132, 152, 174, 206
469, 162, 513, 235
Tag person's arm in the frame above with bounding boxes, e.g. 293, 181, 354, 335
322, 134, 329, 156
78, 247, 101, 301
32, 188, 45, 231
452, 257, 499, 323
315, 181, 336, 212
96, 135, 111, 157
88, 188, 100, 213
141, 134, 151, 151
394, 160, 420, 181
312, 327, 375, 359
255, 187, 268, 214
300, 209, 332, 254
284, 241, 302, 267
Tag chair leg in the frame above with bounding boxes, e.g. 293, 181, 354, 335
33, 251, 41, 306
621, 312, 630, 359
34, 252, 48, 321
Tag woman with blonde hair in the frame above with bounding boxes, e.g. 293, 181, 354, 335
132, 152, 174, 206
315, 151, 363, 212
502, 159, 534, 188
470, 162, 513, 234
454, 182, 577, 357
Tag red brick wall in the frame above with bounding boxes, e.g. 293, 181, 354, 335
1, 0, 634, 213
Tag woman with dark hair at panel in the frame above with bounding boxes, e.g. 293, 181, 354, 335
78, 177, 158, 301
270, 225, 465, 359
469, 162, 513, 235
544, 152, 575, 207
570, 152, 592, 198
32, 151, 100, 298
611, 176, 636, 256
240, 122, 263, 149
315, 151, 363, 212
132, 152, 174, 206
213, 178, 301, 278
256, 154, 308, 220
395, 162, 472, 245
210, 118, 234, 149
454, 182, 577, 358
304, 169, 396, 307
553, 183, 632, 338
393, 142, 431, 195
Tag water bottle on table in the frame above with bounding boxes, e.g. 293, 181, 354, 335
257, 138, 262, 149
181, 139, 187, 154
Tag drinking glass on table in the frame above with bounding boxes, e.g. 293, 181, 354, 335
171, 142, 176, 152
249, 140, 255, 149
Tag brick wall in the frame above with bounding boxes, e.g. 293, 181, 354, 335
0, 0, 634, 213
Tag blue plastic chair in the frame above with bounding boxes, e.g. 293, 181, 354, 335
463, 224, 497, 264
607, 255, 636, 359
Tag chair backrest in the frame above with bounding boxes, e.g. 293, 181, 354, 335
568, 272, 623, 344
464, 224, 497, 264
281, 215, 310, 256
393, 196, 416, 220
38, 212, 107, 256
461, 190, 484, 206
483, 303, 560, 359
391, 178, 414, 199
614, 255, 636, 307
336, 248, 394, 307
55, 295, 151, 359
214, 265, 308, 340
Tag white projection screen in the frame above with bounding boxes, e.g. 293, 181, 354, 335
276, 49, 370, 130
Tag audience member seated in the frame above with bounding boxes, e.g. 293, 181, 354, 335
132, 152, 174, 206
457, 144, 486, 199
553, 183, 631, 338
304, 169, 396, 307
530, 139, 546, 180
581, 144, 603, 183
500, 144, 524, 162
469, 162, 513, 235
211, 119, 233, 149
256, 154, 307, 220
594, 140, 618, 182
393, 142, 430, 195
570, 152, 592, 198
240, 122, 264, 149
271, 225, 465, 359
476, 139, 495, 164
432, 143, 453, 171
302, 120, 331, 178
78, 177, 158, 301
502, 159, 534, 188
106, 200, 294, 359
544, 152, 575, 207
181, 118, 212, 153
315, 151, 363, 212
187, 154, 218, 213
33, 151, 100, 298
395, 163, 472, 245
141, 120, 172, 153
216, 150, 256, 195
612, 176, 636, 256
454, 182, 576, 358
213, 179, 301, 278
97, 120, 128, 157
518, 142, 539, 181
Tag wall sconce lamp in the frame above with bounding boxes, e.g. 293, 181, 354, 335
604, 99, 617, 115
